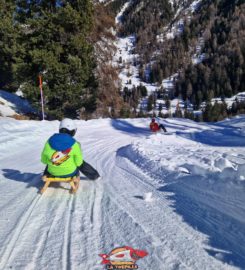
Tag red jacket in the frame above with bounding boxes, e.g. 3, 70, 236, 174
150, 122, 160, 132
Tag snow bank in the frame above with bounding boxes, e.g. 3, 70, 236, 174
129, 127, 245, 184
0, 90, 34, 117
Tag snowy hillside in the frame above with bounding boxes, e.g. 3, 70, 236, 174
112, 0, 245, 120
112, 0, 203, 117
0, 116, 245, 269
113, 0, 204, 115
0, 90, 34, 117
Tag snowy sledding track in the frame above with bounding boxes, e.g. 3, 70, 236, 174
0, 117, 245, 269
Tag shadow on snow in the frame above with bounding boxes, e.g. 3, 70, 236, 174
1, 169, 88, 192
176, 129, 245, 147
2, 169, 42, 190
158, 176, 245, 268
111, 119, 150, 136
168, 120, 245, 147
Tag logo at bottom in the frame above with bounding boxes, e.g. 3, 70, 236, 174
99, 246, 148, 269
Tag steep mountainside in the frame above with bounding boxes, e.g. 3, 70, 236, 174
107, 0, 245, 121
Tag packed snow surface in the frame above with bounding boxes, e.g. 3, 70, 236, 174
0, 116, 245, 269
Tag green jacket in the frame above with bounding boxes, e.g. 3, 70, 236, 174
41, 133, 83, 176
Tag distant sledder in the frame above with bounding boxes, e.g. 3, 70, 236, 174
40, 118, 100, 194
150, 118, 167, 133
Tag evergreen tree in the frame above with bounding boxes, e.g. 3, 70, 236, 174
158, 103, 163, 112
174, 105, 183, 118
165, 98, 171, 110
147, 94, 154, 111
138, 84, 147, 97
231, 101, 238, 115
0, 1, 20, 90
203, 102, 212, 122
184, 109, 194, 120
15, 0, 96, 118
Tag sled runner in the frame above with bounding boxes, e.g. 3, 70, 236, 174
40, 175, 80, 194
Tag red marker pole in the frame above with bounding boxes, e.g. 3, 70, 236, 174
39, 75, 45, 120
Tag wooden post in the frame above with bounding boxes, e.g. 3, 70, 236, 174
39, 75, 45, 120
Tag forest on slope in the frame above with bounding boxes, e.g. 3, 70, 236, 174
115, 0, 245, 121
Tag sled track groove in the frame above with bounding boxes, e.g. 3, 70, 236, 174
0, 194, 42, 270
89, 185, 96, 225
62, 195, 75, 270
29, 195, 71, 268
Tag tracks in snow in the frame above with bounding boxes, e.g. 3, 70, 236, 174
0, 120, 243, 269
0, 193, 42, 270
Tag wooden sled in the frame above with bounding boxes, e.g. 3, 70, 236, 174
40, 175, 80, 194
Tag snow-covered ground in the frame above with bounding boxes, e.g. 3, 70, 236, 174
0, 116, 245, 269
208, 92, 245, 109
